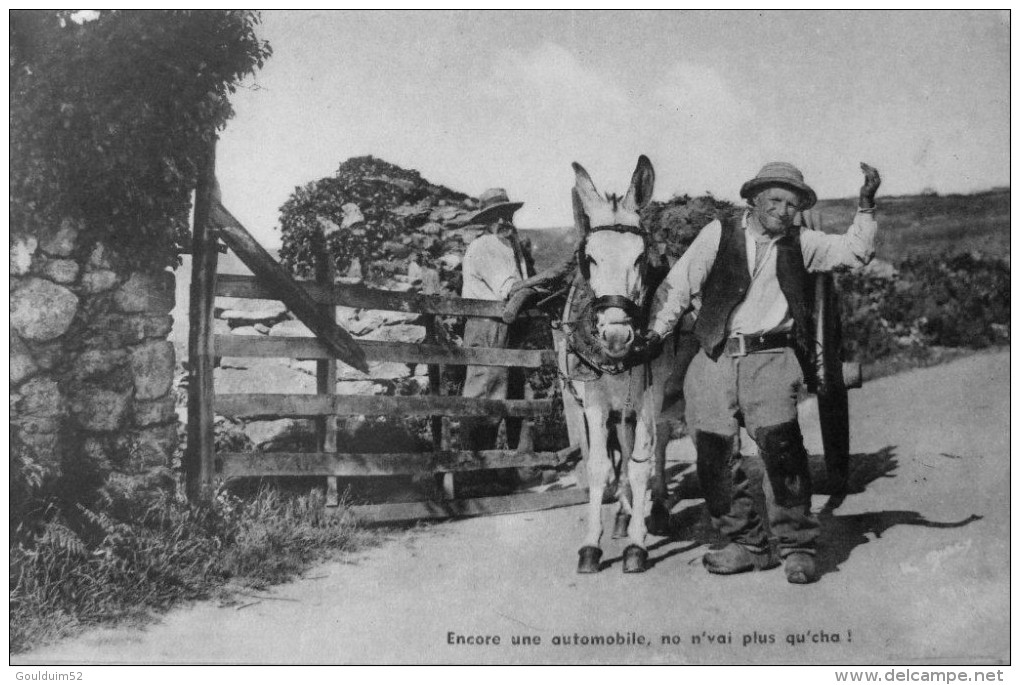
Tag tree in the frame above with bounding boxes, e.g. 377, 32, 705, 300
10, 10, 272, 269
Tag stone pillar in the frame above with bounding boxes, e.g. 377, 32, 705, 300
10, 220, 179, 488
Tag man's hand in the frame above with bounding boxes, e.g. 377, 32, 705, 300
507, 276, 544, 299
632, 330, 664, 362
502, 287, 538, 324
859, 162, 881, 209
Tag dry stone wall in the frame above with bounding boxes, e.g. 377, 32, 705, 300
10, 221, 178, 482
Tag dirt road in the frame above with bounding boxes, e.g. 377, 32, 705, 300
16, 351, 1009, 665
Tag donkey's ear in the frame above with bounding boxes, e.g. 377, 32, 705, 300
571, 188, 591, 236
623, 155, 655, 211
572, 161, 602, 211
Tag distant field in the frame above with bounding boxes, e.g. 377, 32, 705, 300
523, 188, 1010, 269
815, 188, 1010, 263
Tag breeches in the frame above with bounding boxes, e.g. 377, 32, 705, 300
683, 347, 802, 437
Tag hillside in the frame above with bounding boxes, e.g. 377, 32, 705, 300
815, 188, 1010, 263
523, 188, 1010, 269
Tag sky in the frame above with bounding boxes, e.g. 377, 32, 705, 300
214, 10, 1010, 247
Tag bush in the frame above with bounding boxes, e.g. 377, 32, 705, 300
10, 10, 271, 270
837, 252, 1010, 366
642, 193, 738, 267
279, 156, 470, 278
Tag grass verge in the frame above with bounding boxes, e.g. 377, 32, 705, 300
10, 482, 371, 654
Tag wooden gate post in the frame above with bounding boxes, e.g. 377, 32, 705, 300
185, 135, 219, 500
313, 234, 340, 506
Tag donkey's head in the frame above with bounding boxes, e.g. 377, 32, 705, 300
573, 155, 656, 360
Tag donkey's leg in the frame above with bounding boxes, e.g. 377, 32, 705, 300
612, 419, 633, 539
579, 404, 610, 573
614, 416, 646, 573
647, 419, 672, 536
623, 386, 664, 572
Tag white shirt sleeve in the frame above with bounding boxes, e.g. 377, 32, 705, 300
649, 220, 721, 337
462, 235, 522, 301
800, 211, 878, 272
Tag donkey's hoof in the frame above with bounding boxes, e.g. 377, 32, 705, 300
577, 546, 603, 574
647, 501, 671, 536
622, 544, 649, 573
612, 512, 631, 539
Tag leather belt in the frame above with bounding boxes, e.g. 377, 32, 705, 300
724, 331, 795, 357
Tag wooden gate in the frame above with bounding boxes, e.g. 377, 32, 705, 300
185, 142, 584, 522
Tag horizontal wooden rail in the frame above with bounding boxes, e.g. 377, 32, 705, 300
217, 445, 579, 478
216, 335, 554, 368
215, 393, 554, 419
215, 274, 543, 319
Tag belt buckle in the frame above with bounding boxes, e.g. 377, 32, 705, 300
730, 334, 747, 357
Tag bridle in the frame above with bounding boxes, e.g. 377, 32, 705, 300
576, 223, 651, 330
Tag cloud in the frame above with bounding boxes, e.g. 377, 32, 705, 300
645, 62, 782, 198
489, 42, 628, 109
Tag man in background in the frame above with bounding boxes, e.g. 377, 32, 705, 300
460, 187, 534, 453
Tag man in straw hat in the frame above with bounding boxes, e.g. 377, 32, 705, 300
642, 161, 881, 584
460, 188, 536, 454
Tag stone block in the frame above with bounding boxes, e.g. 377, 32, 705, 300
10, 236, 38, 276
40, 218, 80, 257
88, 243, 114, 270
69, 385, 132, 432
16, 376, 63, 418
219, 300, 287, 326
114, 271, 175, 315
130, 340, 175, 400
74, 349, 129, 378
10, 334, 37, 386
269, 320, 314, 337
132, 396, 178, 427
10, 277, 79, 341
358, 323, 426, 344
336, 380, 389, 395
142, 315, 174, 339
243, 418, 316, 451
84, 314, 146, 348
80, 269, 119, 294
36, 258, 79, 284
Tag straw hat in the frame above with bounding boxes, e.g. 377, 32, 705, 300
468, 188, 524, 225
739, 162, 817, 209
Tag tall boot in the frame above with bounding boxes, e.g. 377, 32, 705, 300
694, 431, 769, 553
755, 421, 820, 584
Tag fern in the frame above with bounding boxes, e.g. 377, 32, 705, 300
34, 521, 87, 560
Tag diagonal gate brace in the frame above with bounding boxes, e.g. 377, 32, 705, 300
209, 200, 369, 374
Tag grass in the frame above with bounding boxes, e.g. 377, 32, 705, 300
814, 188, 1010, 263
9, 483, 373, 654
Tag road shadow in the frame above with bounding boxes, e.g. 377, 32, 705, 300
816, 509, 983, 579
652, 445, 902, 535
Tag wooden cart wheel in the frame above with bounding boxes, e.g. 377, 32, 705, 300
813, 271, 851, 495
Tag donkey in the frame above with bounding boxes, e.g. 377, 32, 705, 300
565, 155, 674, 574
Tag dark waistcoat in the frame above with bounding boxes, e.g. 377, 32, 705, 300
693, 212, 813, 360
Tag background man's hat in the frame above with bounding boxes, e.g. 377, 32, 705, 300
469, 187, 524, 225
740, 162, 817, 209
